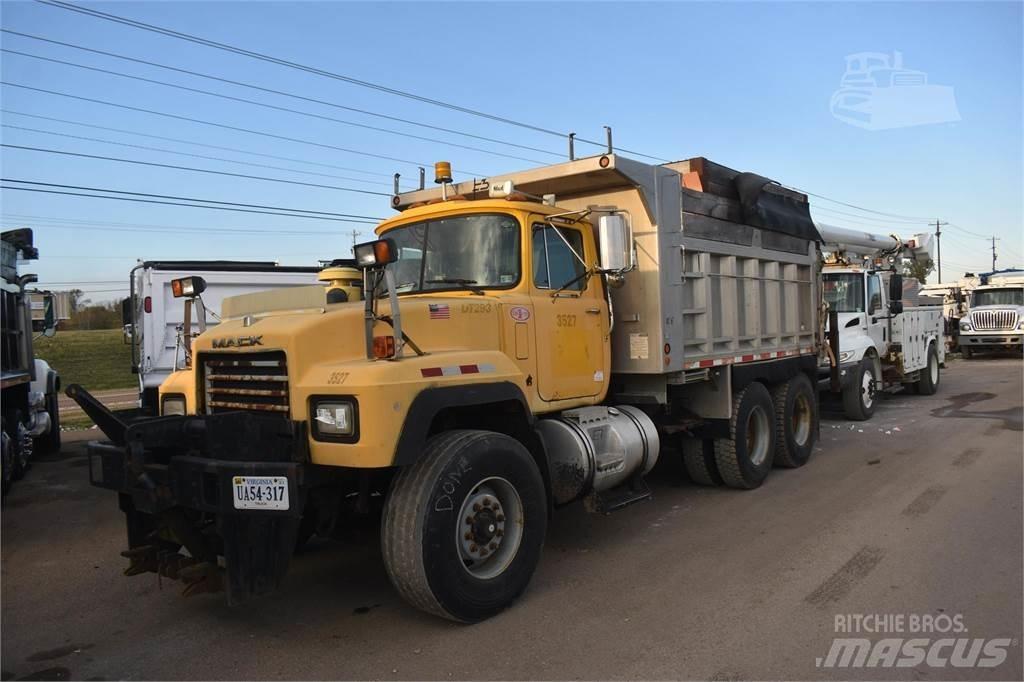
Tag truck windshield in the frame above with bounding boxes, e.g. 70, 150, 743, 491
972, 288, 1023, 307
378, 214, 520, 294
823, 273, 865, 313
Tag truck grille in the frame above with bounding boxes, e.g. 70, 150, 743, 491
970, 310, 1018, 331
201, 351, 289, 415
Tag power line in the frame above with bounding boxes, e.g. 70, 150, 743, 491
2, 109, 399, 180
3, 217, 353, 237
2, 143, 395, 197
3, 124, 404, 188
34, 0, 667, 162
946, 222, 991, 239
1, 47, 548, 165
811, 206, 925, 227
0, 29, 563, 159
1, 81, 482, 175
792, 186, 932, 222
1, 179, 384, 223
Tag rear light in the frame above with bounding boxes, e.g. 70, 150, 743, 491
372, 335, 396, 359
144, 296, 152, 313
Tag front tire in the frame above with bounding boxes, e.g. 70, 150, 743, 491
916, 343, 940, 395
961, 346, 973, 359
714, 382, 775, 489
36, 391, 61, 455
381, 430, 547, 622
772, 374, 817, 468
842, 359, 876, 421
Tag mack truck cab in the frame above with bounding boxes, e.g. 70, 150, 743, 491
819, 225, 944, 420
959, 275, 1024, 357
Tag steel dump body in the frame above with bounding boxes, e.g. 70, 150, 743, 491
395, 155, 821, 379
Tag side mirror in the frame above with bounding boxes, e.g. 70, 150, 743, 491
42, 294, 57, 338
888, 273, 903, 302
598, 215, 631, 272
121, 297, 132, 326
890, 301, 904, 315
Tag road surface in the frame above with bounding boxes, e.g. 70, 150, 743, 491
2, 357, 1021, 681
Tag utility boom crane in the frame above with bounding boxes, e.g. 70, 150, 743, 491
817, 223, 945, 420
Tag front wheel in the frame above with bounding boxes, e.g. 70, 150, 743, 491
961, 346, 973, 359
381, 430, 547, 622
916, 343, 940, 395
36, 391, 61, 454
842, 359, 876, 421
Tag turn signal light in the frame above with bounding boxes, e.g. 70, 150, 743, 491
354, 238, 398, 269
373, 335, 396, 359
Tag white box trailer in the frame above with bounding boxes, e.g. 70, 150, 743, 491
127, 261, 321, 413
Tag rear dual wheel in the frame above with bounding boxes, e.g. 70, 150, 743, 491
714, 382, 776, 489
381, 430, 547, 622
771, 374, 817, 468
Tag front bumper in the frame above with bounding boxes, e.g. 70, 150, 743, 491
959, 331, 1023, 349
817, 361, 858, 391
86, 411, 326, 604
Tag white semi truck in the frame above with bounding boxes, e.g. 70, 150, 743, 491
959, 272, 1024, 357
818, 225, 945, 420
124, 261, 323, 414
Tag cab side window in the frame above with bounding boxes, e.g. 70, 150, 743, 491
867, 275, 882, 314
532, 224, 586, 292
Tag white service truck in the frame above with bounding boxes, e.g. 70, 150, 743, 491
959, 273, 1024, 357
818, 225, 945, 420
124, 261, 322, 414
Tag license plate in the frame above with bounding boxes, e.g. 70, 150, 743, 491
232, 476, 289, 510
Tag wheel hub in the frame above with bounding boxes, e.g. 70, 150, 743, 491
460, 489, 506, 561
456, 478, 523, 580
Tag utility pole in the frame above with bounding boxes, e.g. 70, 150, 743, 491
350, 229, 361, 255
933, 219, 948, 282
991, 236, 1000, 272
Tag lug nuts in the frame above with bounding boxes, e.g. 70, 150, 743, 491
496, 529, 504, 537
473, 503, 482, 512
489, 542, 497, 550
483, 499, 492, 507
470, 544, 478, 552
496, 514, 505, 522
465, 517, 473, 525
479, 548, 489, 557
464, 532, 473, 540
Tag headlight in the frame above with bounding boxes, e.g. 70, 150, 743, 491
960, 321, 972, 332
161, 394, 186, 416
311, 399, 358, 441
1018, 320, 1024, 330
838, 350, 856, 362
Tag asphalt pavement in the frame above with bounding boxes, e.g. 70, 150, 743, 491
2, 357, 1021, 681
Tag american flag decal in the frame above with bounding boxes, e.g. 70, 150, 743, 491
428, 303, 450, 319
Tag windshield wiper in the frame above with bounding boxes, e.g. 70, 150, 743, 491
426, 278, 485, 295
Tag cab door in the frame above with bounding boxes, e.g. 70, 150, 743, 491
529, 219, 607, 402
866, 273, 888, 353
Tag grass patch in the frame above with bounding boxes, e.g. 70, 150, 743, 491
35, 329, 136, 391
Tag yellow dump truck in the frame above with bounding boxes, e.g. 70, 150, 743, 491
71, 153, 824, 621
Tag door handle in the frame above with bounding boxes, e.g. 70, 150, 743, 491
585, 308, 601, 314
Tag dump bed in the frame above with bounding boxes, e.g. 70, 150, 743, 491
395, 155, 822, 377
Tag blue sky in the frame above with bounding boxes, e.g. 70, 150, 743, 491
1, 1, 1021, 301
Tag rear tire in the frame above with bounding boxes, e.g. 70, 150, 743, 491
916, 343, 940, 395
681, 437, 722, 486
381, 430, 547, 622
771, 374, 817, 468
714, 382, 775, 489
842, 359, 876, 421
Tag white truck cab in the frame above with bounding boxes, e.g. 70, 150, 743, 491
959, 274, 1024, 357
818, 226, 945, 420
